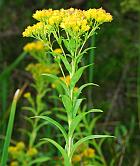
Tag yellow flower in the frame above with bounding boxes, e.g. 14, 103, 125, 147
74, 87, 78, 92
23, 8, 112, 38
60, 75, 71, 86
26, 63, 59, 80
10, 161, 19, 166
22, 22, 47, 37
24, 92, 31, 99
16, 141, 25, 151
82, 148, 95, 158
27, 147, 38, 157
84, 8, 113, 23
60, 9, 90, 35
8, 146, 18, 154
33, 9, 65, 26
23, 41, 45, 53
53, 48, 62, 54
72, 154, 82, 163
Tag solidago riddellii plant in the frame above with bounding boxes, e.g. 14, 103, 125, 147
23, 8, 113, 165
23, 41, 59, 149
7, 41, 59, 166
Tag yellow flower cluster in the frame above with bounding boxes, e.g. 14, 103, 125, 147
60, 8, 90, 33
72, 148, 95, 163
52, 75, 79, 91
60, 75, 71, 86
23, 41, 45, 53
72, 154, 82, 162
83, 148, 95, 158
8, 142, 25, 154
33, 9, 65, 26
10, 161, 19, 166
27, 147, 38, 157
16, 142, 25, 150
53, 48, 63, 54
84, 8, 113, 23
23, 8, 112, 38
24, 92, 31, 99
26, 63, 59, 79
23, 22, 47, 37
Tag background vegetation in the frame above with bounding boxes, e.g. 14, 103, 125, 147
0, 0, 140, 165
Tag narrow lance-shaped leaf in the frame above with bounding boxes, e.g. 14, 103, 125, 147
69, 109, 103, 138
70, 64, 93, 90
34, 116, 68, 143
59, 54, 72, 73
76, 46, 96, 64
70, 135, 114, 158
74, 83, 99, 101
61, 95, 73, 114
73, 98, 85, 117
42, 74, 69, 95
42, 138, 70, 166
28, 157, 50, 166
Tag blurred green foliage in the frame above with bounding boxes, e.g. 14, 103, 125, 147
0, 0, 140, 165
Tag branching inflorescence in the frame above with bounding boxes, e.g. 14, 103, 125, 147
23, 8, 113, 166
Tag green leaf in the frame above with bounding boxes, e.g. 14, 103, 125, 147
18, 128, 30, 138
35, 116, 68, 143
74, 83, 99, 100
61, 95, 72, 114
77, 46, 95, 63
89, 115, 102, 134
35, 122, 49, 132
42, 138, 70, 166
69, 109, 103, 138
22, 107, 36, 115
70, 64, 92, 90
1, 89, 20, 166
56, 114, 67, 122
24, 116, 34, 126
28, 157, 50, 166
63, 39, 76, 54
59, 54, 72, 73
70, 135, 114, 158
42, 73, 69, 95
73, 98, 85, 117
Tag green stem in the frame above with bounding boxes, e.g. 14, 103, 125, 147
78, 24, 98, 55
29, 119, 38, 147
67, 120, 73, 166
137, 52, 140, 128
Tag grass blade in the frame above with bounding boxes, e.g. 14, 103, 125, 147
1, 89, 20, 166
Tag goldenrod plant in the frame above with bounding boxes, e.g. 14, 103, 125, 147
23, 8, 113, 165
7, 41, 59, 165
8, 141, 38, 166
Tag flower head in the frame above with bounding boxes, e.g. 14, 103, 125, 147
84, 8, 113, 23
27, 147, 38, 157
23, 41, 45, 53
8, 146, 18, 154
16, 142, 25, 151
33, 9, 65, 26
72, 154, 82, 163
24, 92, 31, 99
53, 48, 63, 54
10, 161, 19, 166
26, 63, 59, 80
82, 148, 95, 158
22, 22, 48, 38
60, 75, 71, 86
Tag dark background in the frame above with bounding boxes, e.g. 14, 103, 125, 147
0, 0, 140, 165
